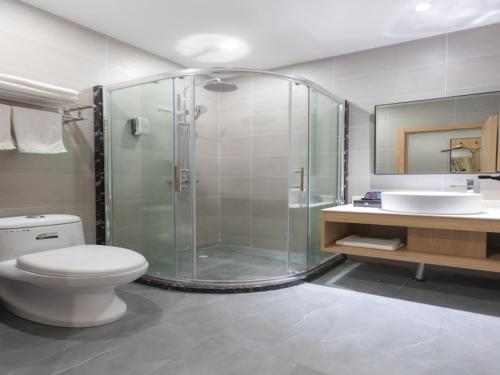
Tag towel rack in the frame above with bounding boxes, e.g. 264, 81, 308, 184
0, 73, 94, 124
62, 105, 96, 123
0, 98, 95, 124
0, 95, 95, 124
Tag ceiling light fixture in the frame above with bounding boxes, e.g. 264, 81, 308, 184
175, 34, 250, 63
415, 2, 432, 12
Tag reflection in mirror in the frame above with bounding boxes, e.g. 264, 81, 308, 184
375, 92, 500, 174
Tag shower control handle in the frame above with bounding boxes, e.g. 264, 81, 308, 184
292, 167, 305, 191
175, 166, 192, 192
174, 166, 181, 192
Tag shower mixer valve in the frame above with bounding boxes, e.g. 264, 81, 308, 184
174, 166, 191, 192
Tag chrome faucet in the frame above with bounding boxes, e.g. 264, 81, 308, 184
466, 178, 475, 193
450, 178, 478, 193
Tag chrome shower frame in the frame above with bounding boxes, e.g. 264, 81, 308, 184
104, 68, 347, 291
106, 68, 344, 102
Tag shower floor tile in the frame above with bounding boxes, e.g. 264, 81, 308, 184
173, 243, 294, 281
3, 260, 500, 375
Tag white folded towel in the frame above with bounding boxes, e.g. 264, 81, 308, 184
0, 103, 15, 150
336, 235, 403, 251
11, 106, 67, 154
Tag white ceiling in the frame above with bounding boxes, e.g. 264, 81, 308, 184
21, 0, 500, 69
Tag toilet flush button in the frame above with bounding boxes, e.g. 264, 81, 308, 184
36, 232, 59, 240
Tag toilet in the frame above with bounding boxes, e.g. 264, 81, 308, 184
0, 214, 148, 327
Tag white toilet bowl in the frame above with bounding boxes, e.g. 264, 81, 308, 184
0, 215, 148, 327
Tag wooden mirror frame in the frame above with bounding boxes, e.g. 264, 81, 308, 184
395, 115, 498, 173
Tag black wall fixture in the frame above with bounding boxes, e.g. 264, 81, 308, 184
93, 85, 105, 245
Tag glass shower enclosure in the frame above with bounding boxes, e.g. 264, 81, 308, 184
106, 68, 345, 289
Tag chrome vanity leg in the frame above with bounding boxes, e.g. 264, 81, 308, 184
415, 263, 426, 282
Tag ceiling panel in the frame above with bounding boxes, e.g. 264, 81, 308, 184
20, 0, 500, 68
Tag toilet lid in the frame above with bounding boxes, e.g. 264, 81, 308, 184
16, 245, 148, 277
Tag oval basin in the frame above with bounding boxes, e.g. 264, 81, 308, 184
381, 191, 483, 215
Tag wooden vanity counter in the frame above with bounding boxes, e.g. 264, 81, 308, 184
321, 204, 500, 273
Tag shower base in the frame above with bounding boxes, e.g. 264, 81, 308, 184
138, 243, 344, 293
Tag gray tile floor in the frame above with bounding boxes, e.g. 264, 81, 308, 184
193, 244, 290, 280
2, 260, 500, 375
154, 243, 295, 281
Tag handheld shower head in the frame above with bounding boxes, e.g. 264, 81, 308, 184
194, 105, 208, 119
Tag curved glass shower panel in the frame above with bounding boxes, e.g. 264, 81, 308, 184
308, 89, 344, 269
173, 76, 196, 279
289, 81, 310, 273
108, 78, 176, 277
193, 73, 290, 281
106, 68, 345, 289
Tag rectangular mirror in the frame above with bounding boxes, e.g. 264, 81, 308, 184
375, 92, 500, 174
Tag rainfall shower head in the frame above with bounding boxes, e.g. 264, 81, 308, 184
203, 78, 238, 93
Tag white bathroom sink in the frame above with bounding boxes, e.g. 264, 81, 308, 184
381, 191, 483, 215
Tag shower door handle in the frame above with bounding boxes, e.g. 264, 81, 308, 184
292, 167, 305, 191
174, 166, 182, 192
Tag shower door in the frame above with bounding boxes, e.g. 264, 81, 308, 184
307, 89, 343, 268
109, 78, 178, 277
289, 82, 310, 272
172, 76, 196, 279
107, 68, 345, 287
288, 86, 344, 272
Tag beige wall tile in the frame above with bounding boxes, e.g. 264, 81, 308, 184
252, 198, 287, 219
0, 29, 105, 91
221, 137, 250, 157
252, 133, 288, 156
196, 177, 219, 198
334, 35, 446, 79
252, 217, 287, 242
447, 23, 500, 62
221, 157, 250, 178
252, 111, 289, 135
0, 0, 182, 248
221, 178, 251, 199
196, 197, 218, 217
446, 54, 500, 95
221, 197, 250, 216
252, 155, 288, 178
0, 174, 95, 208
219, 112, 251, 138
0, 0, 106, 63
221, 215, 251, 239
252, 177, 288, 199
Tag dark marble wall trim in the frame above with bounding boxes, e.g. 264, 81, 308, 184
93, 85, 106, 245
343, 100, 349, 204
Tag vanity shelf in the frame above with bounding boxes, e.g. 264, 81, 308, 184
324, 245, 500, 273
321, 204, 500, 274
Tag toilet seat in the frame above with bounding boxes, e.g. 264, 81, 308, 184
16, 245, 147, 277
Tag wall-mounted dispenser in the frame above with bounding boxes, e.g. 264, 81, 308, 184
129, 116, 150, 136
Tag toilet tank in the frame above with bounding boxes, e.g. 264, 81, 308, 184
0, 215, 85, 262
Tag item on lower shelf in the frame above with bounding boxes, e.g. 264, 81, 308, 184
335, 235, 404, 251
353, 199, 381, 208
